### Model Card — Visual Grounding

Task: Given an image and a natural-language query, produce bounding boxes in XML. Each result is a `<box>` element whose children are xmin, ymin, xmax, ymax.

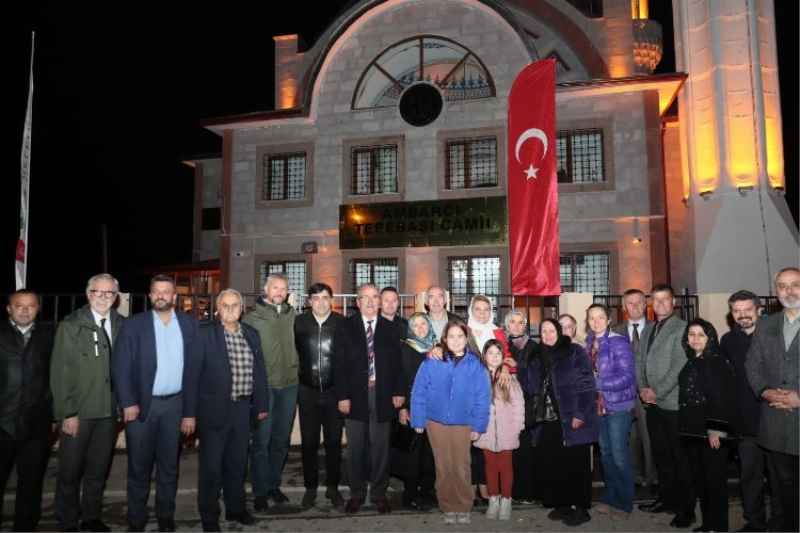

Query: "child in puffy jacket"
<box><xmin>473</xmin><ymin>339</ymin><xmax>526</xmax><ymax>521</ymax></box>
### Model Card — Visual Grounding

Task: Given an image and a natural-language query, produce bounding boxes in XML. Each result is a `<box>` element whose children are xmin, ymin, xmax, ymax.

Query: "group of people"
<box><xmin>1</xmin><ymin>269</ymin><xmax>798</xmax><ymax>532</ymax></box>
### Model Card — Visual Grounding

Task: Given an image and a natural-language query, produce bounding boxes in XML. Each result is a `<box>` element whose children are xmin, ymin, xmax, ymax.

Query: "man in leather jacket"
<box><xmin>294</xmin><ymin>282</ymin><xmax>345</xmax><ymax>508</ymax></box>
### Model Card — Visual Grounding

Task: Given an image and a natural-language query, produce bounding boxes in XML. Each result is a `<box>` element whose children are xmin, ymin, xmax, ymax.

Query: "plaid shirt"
<box><xmin>223</xmin><ymin>324</ymin><xmax>254</xmax><ymax>399</ymax></box>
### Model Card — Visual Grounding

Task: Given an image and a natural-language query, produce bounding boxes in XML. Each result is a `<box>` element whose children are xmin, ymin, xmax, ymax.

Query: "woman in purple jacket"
<box><xmin>518</xmin><ymin>318</ymin><xmax>598</xmax><ymax>527</ymax></box>
<box><xmin>585</xmin><ymin>303</ymin><xmax>638</xmax><ymax>521</ymax></box>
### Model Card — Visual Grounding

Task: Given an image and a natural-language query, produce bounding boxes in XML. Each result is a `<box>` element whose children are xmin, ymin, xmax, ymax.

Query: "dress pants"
<box><xmin>249</xmin><ymin>385</ymin><xmax>298</xmax><ymax>496</ymax></box>
<box><xmin>197</xmin><ymin>399</ymin><xmax>251</xmax><ymax>523</ymax></box>
<box><xmin>344</xmin><ymin>386</ymin><xmax>392</xmax><ymax>501</ymax></box>
<box><xmin>765</xmin><ymin>450</ymin><xmax>798</xmax><ymax>532</ymax></box>
<box><xmin>738</xmin><ymin>435</ymin><xmax>783</xmax><ymax>531</ymax></box>
<box><xmin>628</xmin><ymin>397</ymin><xmax>658</xmax><ymax>485</ymax></box>
<box><xmin>297</xmin><ymin>384</ymin><xmax>343</xmax><ymax>490</ymax></box>
<box><xmin>54</xmin><ymin>416</ymin><xmax>116</xmax><ymax>530</ymax></box>
<box><xmin>645</xmin><ymin>405</ymin><xmax>695</xmax><ymax>517</ymax></box>
<box><xmin>124</xmin><ymin>393</ymin><xmax>183</xmax><ymax>526</ymax></box>
<box><xmin>0</xmin><ymin>436</ymin><xmax>52</xmax><ymax>531</ymax></box>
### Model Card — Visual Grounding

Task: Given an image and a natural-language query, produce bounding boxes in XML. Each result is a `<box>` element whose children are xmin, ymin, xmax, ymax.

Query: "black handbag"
<box><xmin>391</xmin><ymin>420</ymin><xmax>419</xmax><ymax>453</ymax></box>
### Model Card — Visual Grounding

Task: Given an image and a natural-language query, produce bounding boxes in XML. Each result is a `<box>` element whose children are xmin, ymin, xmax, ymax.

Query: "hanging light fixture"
<box><xmin>632</xmin><ymin>0</ymin><xmax>663</xmax><ymax>75</ymax></box>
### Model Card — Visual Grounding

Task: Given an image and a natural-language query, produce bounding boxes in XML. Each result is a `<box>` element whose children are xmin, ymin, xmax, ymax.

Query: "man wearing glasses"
<box><xmin>51</xmin><ymin>273</ymin><xmax>125</xmax><ymax>532</ymax></box>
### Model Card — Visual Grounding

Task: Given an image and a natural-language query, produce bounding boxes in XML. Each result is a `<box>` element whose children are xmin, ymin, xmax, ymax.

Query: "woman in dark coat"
<box><xmin>503</xmin><ymin>308</ymin><xmax>539</xmax><ymax>504</ymax></box>
<box><xmin>392</xmin><ymin>312</ymin><xmax>437</xmax><ymax>509</ymax></box>
<box><xmin>518</xmin><ymin>318</ymin><xmax>598</xmax><ymax>527</ymax></box>
<box><xmin>679</xmin><ymin>318</ymin><xmax>741</xmax><ymax>532</ymax></box>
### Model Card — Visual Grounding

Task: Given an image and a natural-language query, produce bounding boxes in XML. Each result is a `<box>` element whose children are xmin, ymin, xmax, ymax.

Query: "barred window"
<box><xmin>560</xmin><ymin>252</ymin><xmax>609</xmax><ymax>294</ymax></box>
<box><xmin>556</xmin><ymin>128</ymin><xmax>604</xmax><ymax>183</ymax></box>
<box><xmin>349</xmin><ymin>258</ymin><xmax>399</xmax><ymax>292</ymax></box>
<box><xmin>259</xmin><ymin>260</ymin><xmax>307</xmax><ymax>295</ymax></box>
<box><xmin>446</xmin><ymin>256</ymin><xmax>501</xmax><ymax>316</ymax></box>
<box><xmin>350</xmin><ymin>145</ymin><xmax>398</xmax><ymax>195</ymax></box>
<box><xmin>262</xmin><ymin>151</ymin><xmax>307</xmax><ymax>200</ymax></box>
<box><xmin>445</xmin><ymin>136</ymin><xmax>498</xmax><ymax>189</ymax></box>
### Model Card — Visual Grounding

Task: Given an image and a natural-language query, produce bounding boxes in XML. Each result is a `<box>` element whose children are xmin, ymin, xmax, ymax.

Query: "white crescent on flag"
<box><xmin>514</xmin><ymin>128</ymin><xmax>548</xmax><ymax>180</ymax></box>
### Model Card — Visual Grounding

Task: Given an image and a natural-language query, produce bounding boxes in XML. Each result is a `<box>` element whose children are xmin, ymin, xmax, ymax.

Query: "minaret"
<box><xmin>671</xmin><ymin>0</ymin><xmax>798</xmax><ymax>295</ymax></box>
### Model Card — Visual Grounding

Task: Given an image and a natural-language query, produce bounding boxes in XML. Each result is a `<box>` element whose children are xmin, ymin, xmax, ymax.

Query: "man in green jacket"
<box><xmin>50</xmin><ymin>273</ymin><xmax>125</xmax><ymax>532</ymax></box>
<box><xmin>243</xmin><ymin>273</ymin><xmax>299</xmax><ymax>511</ymax></box>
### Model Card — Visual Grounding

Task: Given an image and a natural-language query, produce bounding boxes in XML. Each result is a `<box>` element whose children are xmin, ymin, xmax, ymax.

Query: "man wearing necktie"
<box><xmin>333</xmin><ymin>283</ymin><xmax>405</xmax><ymax>515</ymax></box>
<box><xmin>611</xmin><ymin>289</ymin><xmax>657</xmax><ymax>493</ymax></box>
<box><xmin>51</xmin><ymin>274</ymin><xmax>125</xmax><ymax>532</ymax></box>
<box><xmin>634</xmin><ymin>284</ymin><xmax>695</xmax><ymax>528</ymax></box>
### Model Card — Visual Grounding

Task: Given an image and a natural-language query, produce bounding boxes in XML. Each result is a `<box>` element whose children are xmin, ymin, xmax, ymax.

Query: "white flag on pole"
<box><xmin>16</xmin><ymin>33</ymin><xmax>34</xmax><ymax>290</ymax></box>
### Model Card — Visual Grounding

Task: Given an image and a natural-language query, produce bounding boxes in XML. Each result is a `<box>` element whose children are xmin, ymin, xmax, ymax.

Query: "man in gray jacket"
<box><xmin>635</xmin><ymin>283</ymin><xmax>695</xmax><ymax>528</ymax></box>
<box><xmin>745</xmin><ymin>267</ymin><xmax>800</xmax><ymax>532</ymax></box>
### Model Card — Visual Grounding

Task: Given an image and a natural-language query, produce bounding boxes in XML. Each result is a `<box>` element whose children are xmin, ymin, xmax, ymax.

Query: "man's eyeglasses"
<box><xmin>89</xmin><ymin>290</ymin><xmax>116</xmax><ymax>298</ymax></box>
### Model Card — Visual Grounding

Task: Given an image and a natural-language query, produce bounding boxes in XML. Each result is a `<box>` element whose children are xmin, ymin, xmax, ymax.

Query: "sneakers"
<box><xmin>562</xmin><ymin>506</ymin><xmax>591</xmax><ymax>527</ymax></box>
<box><xmin>443</xmin><ymin>512</ymin><xmax>458</xmax><ymax>525</ymax></box>
<box><xmin>302</xmin><ymin>489</ymin><xmax>317</xmax><ymax>508</ymax></box>
<box><xmin>498</xmin><ymin>497</ymin><xmax>512</xmax><ymax>521</ymax></box>
<box><xmin>486</xmin><ymin>496</ymin><xmax>500</xmax><ymax>520</ymax></box>
<box><xmin>594</xmin><ymin>502</ymin><xmax>613</xmax><ymax>515</ymax></box>
<box><xmin>456</xmin><ymin>512</ymin><xmax>472</xmax><ymax>524</ymax></box>
<box><xmin>610</xmin><ymin>509</ymin><xmax>630</xmax><ymax>522</ymax></box>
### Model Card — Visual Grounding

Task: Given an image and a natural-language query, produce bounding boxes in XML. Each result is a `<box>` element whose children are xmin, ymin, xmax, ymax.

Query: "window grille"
<box><xmin>556</xmin><ymin>128</ymin><xmax>604</xmax><ymax>183</ymax></box>
<box><xmin>560</xmin><ymin>252</ymin><xmax>610</xmax><ymax>294</ymax></box>
<box><xmin>446</xmin><ymin>256</ymin><xmax>501</xmax><ymax>316</ymax></box>
<box><xmin>262</xmin><ymin>152</ymin><xmax>307</xmax><ymax>200</ymax></box>
<box><xmin>445</xmin><ymin>136</ymin><xmax>498</xmax><ymax>189</ymax></box>
<box><xmin>259</xmin><ymin>260</ymin><xmax>307</xmax><ymax>296</ymax></box>
<box><xmin>350</xmin><ymin>145</ymin><xmax>398</xmax><ymax>195</ymax></box>
<box><xmin>349</xmin><ymin>258</ymin><xmax>399</xmax><ymax>292</ymax></box>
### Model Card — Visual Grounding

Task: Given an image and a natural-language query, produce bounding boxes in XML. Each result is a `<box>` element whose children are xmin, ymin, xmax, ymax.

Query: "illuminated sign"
<box><xmin>339</xmin><ymin>197</ymin><xmax>508</xmax><ymax>249</ymax></box>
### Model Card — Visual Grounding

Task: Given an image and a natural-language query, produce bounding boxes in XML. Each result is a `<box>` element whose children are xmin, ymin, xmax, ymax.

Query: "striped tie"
<box><xmin>367</xmin><ymin>320</ymin><xmax>375</xmax><ymax>382</ymax></box>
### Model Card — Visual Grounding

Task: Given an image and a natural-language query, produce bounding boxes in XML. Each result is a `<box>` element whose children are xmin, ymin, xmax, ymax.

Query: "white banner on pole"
<box><xmin>16</xmin><ymin>32</ymin><xmax>34</xmax><ymax>290</ymax></box>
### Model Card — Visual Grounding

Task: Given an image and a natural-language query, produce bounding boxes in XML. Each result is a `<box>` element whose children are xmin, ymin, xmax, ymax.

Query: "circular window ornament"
<box><xmin>399</xmin><ymin>83</ymin><xmax>443</xmax><ymax>127</ymax></box>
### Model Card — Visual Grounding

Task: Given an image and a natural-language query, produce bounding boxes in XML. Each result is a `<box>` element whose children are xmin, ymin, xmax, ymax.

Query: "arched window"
<box><xmin>352</xmin><ymin>35</ymin><xmax>495</xmax><ymax>110</ymax></box>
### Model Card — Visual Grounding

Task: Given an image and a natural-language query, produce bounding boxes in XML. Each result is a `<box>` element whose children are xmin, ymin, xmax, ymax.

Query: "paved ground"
<box><xmin>4</xmin><ymin>444</ymin><xmax>750</xmax><ymax>532</ymax></box>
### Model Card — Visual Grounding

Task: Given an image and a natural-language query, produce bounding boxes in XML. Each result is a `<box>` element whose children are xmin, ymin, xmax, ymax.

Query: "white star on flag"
<box><xmin>524</xmin><ymin>165</ymin><xmax>538</xmax><ymax>180</ymax></box>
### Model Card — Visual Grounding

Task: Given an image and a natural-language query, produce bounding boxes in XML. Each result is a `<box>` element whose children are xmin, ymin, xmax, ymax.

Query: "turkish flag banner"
<box><xmin>507</xmin><ymin>59</ymin><xmax>560</xmax><ymax>295</ymax></box>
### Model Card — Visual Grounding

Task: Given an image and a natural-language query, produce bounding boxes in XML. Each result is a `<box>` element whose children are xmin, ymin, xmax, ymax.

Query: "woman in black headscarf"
<box><xmin>678</xmin><ymin>317</ymin><xmax>741</xmax><ymax>532</ymax></box>
<box><xmin>503</xmin><ymin>309</ymin><xmax>539</xmax><ymax>504</ymax></box>
<box><xmin>517</xmin><ymin>318</ymin><xmax>598</xmax><ymax>527</ymax></box>
<box><xmin>392</xmin><ymin>311</ymin><xmax>438</xmax><ymax>510</ymax></box>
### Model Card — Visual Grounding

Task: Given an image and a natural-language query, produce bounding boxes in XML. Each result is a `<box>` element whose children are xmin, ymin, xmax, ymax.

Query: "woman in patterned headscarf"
<box><xmin>393</xmin><ymin>312</ymin><xmax>438</xmax><ymax>510</ymax></box>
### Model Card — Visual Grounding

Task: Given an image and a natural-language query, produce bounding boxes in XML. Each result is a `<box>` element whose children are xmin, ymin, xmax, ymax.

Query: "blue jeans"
<box><xmin>249</xmin><ymin>386</ymin><xmax>298</xmax><ymax>496</ymax></box>
<box><xmin>599</xmin><ymin>410</ymin><xmax>635</xmax><ymax>512</ymax></box>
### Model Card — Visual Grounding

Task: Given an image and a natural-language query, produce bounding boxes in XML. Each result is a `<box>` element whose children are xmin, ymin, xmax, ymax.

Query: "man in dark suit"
<box><xmin>611</xmin><ymin>288</ymin><xmax>657</xmax><ymax>492</ymax></box>
<box><xmin>182</xmin><ymin>288</ymin><xmax>269</xmax><ymax>533</ymax></box>
<box><xmin>635</xmin><ymin>283</ymin><xmax>696</xmax><ymax>528</ymax></box>
<box><xmin>112</xmin><ymin>275</ymin><xmax>199</xmax><ymax>532</ymax></box>
<box><xmin>334</xmin><ymin>283</ymin><xmax>405</xmax><ymax>515</ymax></box>
<box><xmin>1</xmin><ymin>289</ymin><xmax>55</xmax><ymax>532</ymax></box>
<box><xmin>745</xmin><ymin>267</ymin><xmax>800</xmax><ymax>532</ymax></box>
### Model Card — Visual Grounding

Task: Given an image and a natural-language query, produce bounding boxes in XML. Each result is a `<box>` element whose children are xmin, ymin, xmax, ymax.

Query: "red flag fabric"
<box><xmin>507</xmin><ymin>59</ymin><xmax>560</xmax><ymax>295</ymax></box>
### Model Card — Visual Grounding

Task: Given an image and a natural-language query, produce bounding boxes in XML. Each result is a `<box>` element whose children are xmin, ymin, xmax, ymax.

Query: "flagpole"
<box><xmin>16</xmin><ymin>32</ymin><xmax>34</xmax><ymax>290</ymax></box>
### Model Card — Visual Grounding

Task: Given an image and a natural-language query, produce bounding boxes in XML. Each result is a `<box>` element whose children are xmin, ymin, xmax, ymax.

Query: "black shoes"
<box><xmin>201</xmin><ymin>521</ymin><xmax>222</xmax><ymax>532</ymax></box>
<box><xmin>254</xmin><ymin>494</ymin><xmax>269</xmax><ymax>512</ymax></box>
<box><xmin>638</xmin><ymin>500</ymin><xmax>675</xmax><ymax>514</ymax></box>
<box><xmin>326</xmin><ymin>486</ymin><xmax>345</xmax><ymax>507</ymax></box>
<box><xmin>80</xmin><ymin>519</ymin><xmax>111</xmax><ymax>532</ymax></box>
<box><xmin>225</xmin><ymin>511</ymin><xmax>257</xmax><ymax>525</ymax></box>
<box><xmin>547</xmin><ymin>506</ymin><xmax>571</xmax><ymax>521</ymax></box>
<box><xmin>268</xmin><ymin>487</ymin><xmax>289</xmax><ymax>503</ymax></box>
<box><xmin>302</xmin><ymin>489</ymin><xmax>317</xmax><ymax>508</ymax></box>
<box><xmin>562</xmin><ymin>506</ymin><xmax>591</xmax><ymax>527</ymax></box>
<box><xmin>670</xmin><ymin>512</ymin><xmax>697</xmax><ymax>528</ymax></box>
<box><xmin>402</xmin><ymin>494</ymin><xmax>429</xmax><ymax>511</ymax></box>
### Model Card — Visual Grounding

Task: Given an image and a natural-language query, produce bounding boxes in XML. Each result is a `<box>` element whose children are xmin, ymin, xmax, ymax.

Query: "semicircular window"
<box><xmin>352</xmin><ymin>35</ymin><xmax>495</xmax><ymax>110</ymax></box>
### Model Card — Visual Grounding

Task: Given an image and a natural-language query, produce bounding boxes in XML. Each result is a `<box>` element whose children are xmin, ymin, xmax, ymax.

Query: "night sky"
<box><xmin>1</xmin><ymin>1</ymin><xmax>797</xmax><ymax>295</ymax></box>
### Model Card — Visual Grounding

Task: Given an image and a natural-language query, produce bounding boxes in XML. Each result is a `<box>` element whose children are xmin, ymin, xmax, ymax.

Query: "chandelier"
<box><xmin>632</xmin><ymin>18</ymin><xmax>663</xmax><ymax>74</ymax></box>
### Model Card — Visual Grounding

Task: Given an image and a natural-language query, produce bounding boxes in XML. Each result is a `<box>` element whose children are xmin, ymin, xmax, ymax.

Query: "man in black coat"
<box><xmin>334</xmin><ymin>283</ymin><xmax>405</xmax><ymax>515</ymax></box>
<box><xmin>294</xmin><ymin>282</ymin><xmax>345</xmax><ymax>508</ymax></box>
<box><xmin>0</xmin><ymin>289</ymin><xmax>55</xmax><ymax>532</ymax></box>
